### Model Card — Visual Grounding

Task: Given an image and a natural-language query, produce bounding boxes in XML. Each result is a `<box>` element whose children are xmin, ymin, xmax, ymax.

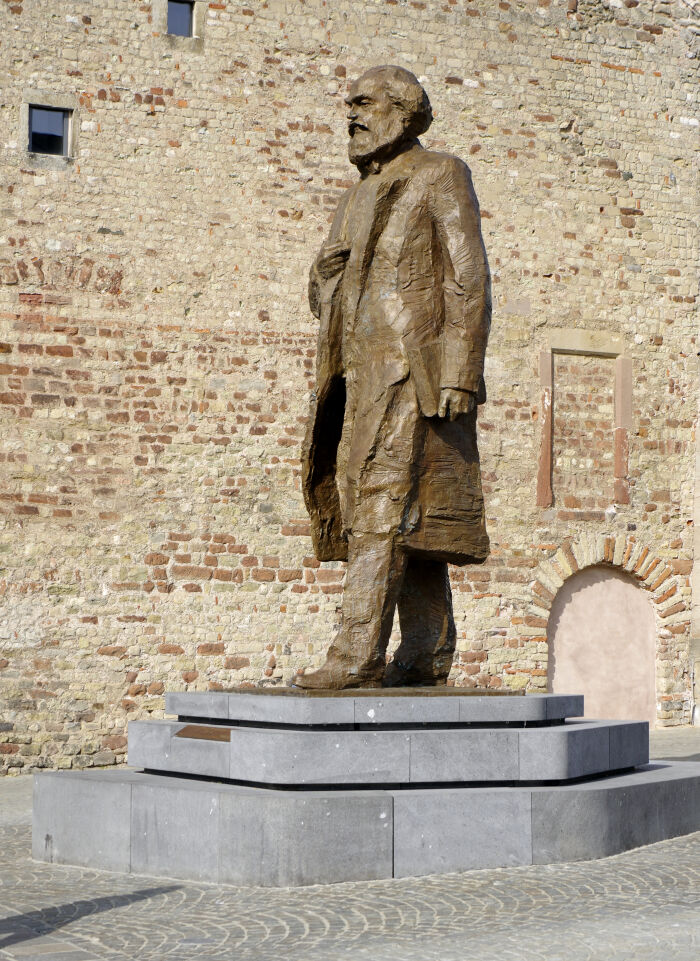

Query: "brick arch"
<box><xmin>522</xmin><ymin>535</ymin><xmax>692</xmax><ymax>724</ymax></box>
<box><xmin>528</xmin><ymin>535</ymin><xmax>688</xmax><ymax>624</ymax></box>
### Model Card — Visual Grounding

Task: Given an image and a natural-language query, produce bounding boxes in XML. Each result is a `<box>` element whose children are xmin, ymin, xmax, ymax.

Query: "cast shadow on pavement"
<box><xmin>654</xmin><ymin>751</ymin><xmax>700</xmax><ymax>764</ymax></box>
<box><xmin>0</xmin><ymin>885</ymin><xmax>181</xmax><ymax>950</ymax></box>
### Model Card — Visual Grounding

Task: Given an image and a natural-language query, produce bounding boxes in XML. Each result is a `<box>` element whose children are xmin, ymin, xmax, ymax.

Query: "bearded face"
<box><xmin>346</xmin><ymin>76</ymin><xmax>409</xmax><ymax>170</ymax></box>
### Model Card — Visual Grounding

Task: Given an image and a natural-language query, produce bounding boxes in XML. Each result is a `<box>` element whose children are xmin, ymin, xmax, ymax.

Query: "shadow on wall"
<box><xmin>547</xmin><ymin>565</ymin><xmax>657</xmax><ymax>725</ymax></box>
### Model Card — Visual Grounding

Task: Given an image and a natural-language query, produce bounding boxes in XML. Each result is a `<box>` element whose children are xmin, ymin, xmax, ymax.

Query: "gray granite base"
<box><xmin>165</xmin><ymin>690</ymin><xmax>583</xmax><ymax>725</ymax></box>
<box><xmin>33</xmin><ymin>761</ymin><xmax>700</xmax><ymax>886</ymax></box>
<box><xmin>127</xmin><ymin>717</ymin><xmax>649</xmax><ymax>785</ymax></box>
<box><xmin>30</xmin><ymin>691</ymin><xmax>700</xmax><ymax>886</ymax></box>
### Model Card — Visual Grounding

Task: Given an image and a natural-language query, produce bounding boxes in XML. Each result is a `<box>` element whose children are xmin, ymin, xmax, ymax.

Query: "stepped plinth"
<box><xmin>33</xmin><ymin>688</ymin><xmax>700</xmax><ymax>887</ymax></box>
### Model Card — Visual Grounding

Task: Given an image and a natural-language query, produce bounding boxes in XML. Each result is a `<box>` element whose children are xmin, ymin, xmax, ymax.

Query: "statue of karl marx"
<box><xmin>294</xmin><ymin>66</ymin><xmax>491</xmax><ymax>690</ymax></box>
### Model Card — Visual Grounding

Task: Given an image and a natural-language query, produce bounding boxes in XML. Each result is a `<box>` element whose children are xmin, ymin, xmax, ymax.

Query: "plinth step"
<box><xmin>128</xmin><ymin>717</ymin><xmax>649</xmax><ymax>785</ymax></box>
<box><xmin>165</xmin><ymin>690</ymin><xmax>583</xmax><ymax>726</ymax></box>
<box><xmin>33</xmin><ymin>762</ymin><xmax>700</xmax><ymax>886</ymax></box>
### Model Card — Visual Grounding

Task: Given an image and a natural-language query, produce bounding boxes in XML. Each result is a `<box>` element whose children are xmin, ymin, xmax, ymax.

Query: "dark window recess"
<box><xmin>29</xmin><ymin>106</ymin><xmax>71</xmax><ymax>156</ymax></box>
<box><xmin>168</xmin><ymin>1</ymin><xmax>194</xmax><ymax>37</ymax></box>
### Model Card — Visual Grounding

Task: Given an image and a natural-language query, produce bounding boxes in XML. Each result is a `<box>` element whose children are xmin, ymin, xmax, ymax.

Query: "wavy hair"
<box><xmin>359</xmin><ymin>65</ymin><xmax>433</xmax><ymax>139</ymax></box>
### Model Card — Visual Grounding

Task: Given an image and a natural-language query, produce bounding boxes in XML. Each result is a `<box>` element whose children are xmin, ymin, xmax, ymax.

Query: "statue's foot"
<box><xmin>382</xmin><ymin>660</ymin><xmax>448</xmax><ymax>688</ymax></box>
<box><xmin>292</xmin><ymin>666</ymin><xmax>383</xmax><ymax>690</ymax></box>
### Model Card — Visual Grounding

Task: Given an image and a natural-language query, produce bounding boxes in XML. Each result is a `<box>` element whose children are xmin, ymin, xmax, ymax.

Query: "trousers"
<box><xmin>322</xmin><ymin>532</ymin><xmax>457</xmax><ymax>684</ymax></box>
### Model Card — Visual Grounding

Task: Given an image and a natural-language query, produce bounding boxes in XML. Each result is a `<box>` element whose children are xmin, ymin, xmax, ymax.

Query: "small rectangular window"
<box><xmin>28</xmin><ymin>106</ymin><xmax>71</xmax><ymax>156</ymax></box>
<box><xmin>167</xmin><ymin>1</ymin><xmax>194</xmax><ymax>37</ymax></box>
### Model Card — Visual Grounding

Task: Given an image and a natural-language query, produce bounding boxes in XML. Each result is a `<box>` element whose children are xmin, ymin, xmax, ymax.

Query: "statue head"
<box><xmin>345</xmin><ymin>65</ymin><xmax>433</xmax><ymax>173</ymax></box>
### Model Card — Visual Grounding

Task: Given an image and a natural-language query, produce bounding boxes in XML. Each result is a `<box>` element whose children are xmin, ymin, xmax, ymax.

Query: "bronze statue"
<box><xmin>294</xmin><ymin>66</ymin><xmax>491</xmax><ymax>690</ymax></box>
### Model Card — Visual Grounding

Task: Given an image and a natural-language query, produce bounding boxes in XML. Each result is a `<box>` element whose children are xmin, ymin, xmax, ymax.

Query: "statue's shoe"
<box><xmin>292</xmin><ymin>666</ymin><xmax>383</xmax><ymax>690</ymax></box>
<box><xmin>382</xmin><ymin>660</ymin><xmax>448</xmax><ymax>688</ymax></box>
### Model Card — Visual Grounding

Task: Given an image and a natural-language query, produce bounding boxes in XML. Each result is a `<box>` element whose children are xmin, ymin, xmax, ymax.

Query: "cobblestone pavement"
<box><xmin>1</xmin><ymin>729</ymin><xmax>699</xmax><ymax>961</ymax></box>
<box><xmin>649</xmin><ymin>727</ymin><xmax>700</xmax><ymax>763</ymax></box>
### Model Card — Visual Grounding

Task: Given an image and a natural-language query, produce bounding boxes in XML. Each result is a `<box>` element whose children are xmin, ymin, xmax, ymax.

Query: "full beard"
<box><xmin>348</xmin><ymin>124</ymin><xmax>407</xmax><ymax>170</ymax></box>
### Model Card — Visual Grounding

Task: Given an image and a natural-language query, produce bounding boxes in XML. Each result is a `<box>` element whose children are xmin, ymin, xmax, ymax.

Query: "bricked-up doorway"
<box><xmin>536</xmin><ymin>329</ymin><xmax>632</xmax><ymax>512</ymax></box>
<box><xmin>547</xmin><ymin>566</ymin><xmax>657</xmax><ymax>724</ymax></box>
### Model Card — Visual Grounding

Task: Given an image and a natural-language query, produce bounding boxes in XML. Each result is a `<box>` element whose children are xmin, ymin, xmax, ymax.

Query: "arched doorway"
<box><xmin>547</xmin><ymin>566</ymin><xmax>657</xmax><ymax>724</ymax></box>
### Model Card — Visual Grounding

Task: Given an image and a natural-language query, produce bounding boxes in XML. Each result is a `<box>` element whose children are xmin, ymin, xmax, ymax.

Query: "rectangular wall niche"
<box><xmin>536</xmin><ymin>329</ymin><xmax>632</xmax><ymax>516</ymax></box>
<box><xmin>28</xmin><ymin>106</ymin><xmax>71</xmax><ymax>156</ymax></box>
<box><xmin>552</xmin><ymin>354</ymin><xmax>615</xmax><ymax>511</ymax></box>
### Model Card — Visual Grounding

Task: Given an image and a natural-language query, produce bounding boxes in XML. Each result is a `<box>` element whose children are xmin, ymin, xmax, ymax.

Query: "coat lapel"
<box><xmin>341</xmin><ymin>173</ymin><xmax>410</xmax><ymax>341</ymax></box>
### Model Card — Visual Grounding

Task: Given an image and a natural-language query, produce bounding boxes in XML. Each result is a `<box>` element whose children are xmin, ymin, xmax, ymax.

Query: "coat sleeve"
<box><xmin>429</xmin><ymin>157</ymin><xmax>491</xmax><ymax>397</ymax></box>
<box><xmin>300</xmin><ymin>187</ymin><xmax>353</xmax><ymax>563</ymax></box>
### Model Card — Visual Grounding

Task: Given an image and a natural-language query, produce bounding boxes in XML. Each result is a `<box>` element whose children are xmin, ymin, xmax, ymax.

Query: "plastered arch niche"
<box><xmin>547</xmin><ymin>566</ymin><xmax>657</xmax><ymax>725</ymax></box>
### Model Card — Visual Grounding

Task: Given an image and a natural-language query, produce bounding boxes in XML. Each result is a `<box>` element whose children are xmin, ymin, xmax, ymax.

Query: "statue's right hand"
<box><xmin>315</xmin><ymin>243</ymin><xmax>351</xmax><ymax>281</ymax></box>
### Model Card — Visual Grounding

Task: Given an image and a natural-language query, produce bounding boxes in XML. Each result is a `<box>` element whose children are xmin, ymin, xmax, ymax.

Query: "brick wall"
<box><xmin>1</xmin><ymin>0</ymin><xmax>698</xmax><ymax>771</ymax></box>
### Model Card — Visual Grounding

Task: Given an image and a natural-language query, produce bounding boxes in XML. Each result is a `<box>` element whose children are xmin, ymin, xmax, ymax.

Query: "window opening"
<box><xmin>167</xmin><ymin>1</ymin><xmax>194</xmax><ymax>37</ymax></box>
<box><xmin>28</xmin><ymin>106</ymin><xmax>71</xmax><ymax>156</ymax></box>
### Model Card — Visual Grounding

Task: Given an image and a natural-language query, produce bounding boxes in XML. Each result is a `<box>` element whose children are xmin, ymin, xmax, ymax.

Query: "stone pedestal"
<box><xmin>33</xmin><ymin>689</ymin><xmax>700</xmax><ymax>886</ymax></box>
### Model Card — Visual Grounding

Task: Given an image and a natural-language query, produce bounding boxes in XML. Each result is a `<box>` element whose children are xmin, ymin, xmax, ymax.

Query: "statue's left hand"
<box><xmin>438</xmin><ymin>388</ymin><xmax>477</xmax><ymax>420</ymax></box>
<box><xmin>315</xmin><ymin>243</ymin><xmax>351</xmax><ymax>281</ymax></box>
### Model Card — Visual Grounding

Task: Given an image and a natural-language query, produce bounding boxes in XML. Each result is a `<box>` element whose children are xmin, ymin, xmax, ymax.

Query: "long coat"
<box><xmin>302</xmin><ymin>143</ymin><xmax>491</xmax><ymax>566</ymax></box>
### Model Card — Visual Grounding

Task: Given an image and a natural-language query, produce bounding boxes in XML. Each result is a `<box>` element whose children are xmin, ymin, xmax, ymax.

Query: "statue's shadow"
<box><xmin>0</xmin><ymin>885</ymin><xmax>180</xmax><ymax>949</ymax></box>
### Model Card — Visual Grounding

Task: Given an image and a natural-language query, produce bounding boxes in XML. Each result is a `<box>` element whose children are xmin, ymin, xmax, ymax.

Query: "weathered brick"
<box><xmin>197</xmin><ymin>643</ymin><xmax>224</xmax><ymax>655</ymax></box>
<box><xmin>225</xmin><ymin>655</ymin><xmax>250</xmax><ymax>670</ymax></box>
